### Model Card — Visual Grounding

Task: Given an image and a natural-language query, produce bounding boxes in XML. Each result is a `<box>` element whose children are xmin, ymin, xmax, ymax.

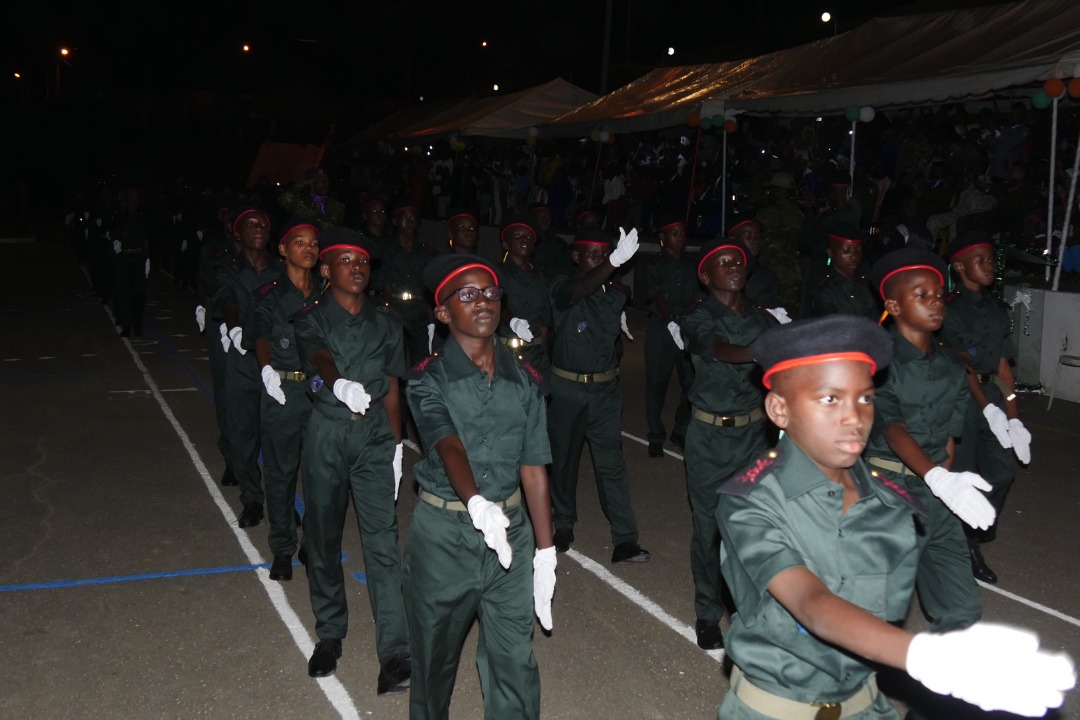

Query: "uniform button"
<box><xmin>480</xmin><ymin>437</ymin><xmax>486</xmax><ymax>444</ymax></box>
<box><xmin>482</xmin><ymin>472</ymin><xmax>488</xmax><ymax>479</ymax></box>
<box><xmin>828</xmin><ymin>490</ymin><xmax>835</xmax><ymax>497</ymax></box>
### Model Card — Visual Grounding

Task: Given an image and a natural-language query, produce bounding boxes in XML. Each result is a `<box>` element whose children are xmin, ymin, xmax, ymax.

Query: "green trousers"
<box><xmin>953</xmin><ymin>385</ymin><xmax>1014</xmax><ymax>544</ymax></box>
<box><xmin>206</xmin><ymin>323</ymin><xmax>231</xmax><ymax>469</ymax></box>
<box><xmin>259</xmin><ymin>378</ymin><xmax>310</xmax><ymax>557</ymax></box>
<box><xmin>644</xmin><ymin>317</ymin><xmax>693</xmax><ymax>444</ymax></box>
<box><xmin>301</xmin><ymin>402</ymin><xmax>409</xmax><ymax>660</ymax></box>
<box><xmin>547</xmin><ymin>374</ymin><xmax>639</xmax><ymax>545</ymax></box>
<box><xmin>404</xmin><ymin>501</ymin><xmax>539</xmax><ymax>720</ymax></box>
<box><xmin>223</xmin><ymin>350</ymin><xmax>263</xmax><ymax>506</ymax></box>
<box><xmin>687</xmin><ymin>417</ymin><xmax>767</xmax><ymax>623</ymax></box>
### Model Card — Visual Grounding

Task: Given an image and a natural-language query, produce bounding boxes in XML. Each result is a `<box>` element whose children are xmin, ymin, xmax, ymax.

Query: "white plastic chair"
<box><xmin>1046</xmin><ymin>354</ymin><xmax>1080</xmax><ymax>409</ymax></box>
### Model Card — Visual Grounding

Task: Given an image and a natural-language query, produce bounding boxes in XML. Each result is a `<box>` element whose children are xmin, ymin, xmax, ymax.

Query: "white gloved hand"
<box><xmin>533</xmin><ymin>546</ymin><xmax>557</xmax><ymax>631</ymax></box>
<box><xmin>509</xmin><ymin>317</ymin><xmax>534</xmax><ymax>343</ymax></box>
<box><xmin>112</xmin><ymin>239</ymin><xmax>122</xmax><ymax>254</ymax></box>
<box><xmin>906</xmin><ymin>622</ymin><xmax>1075</xmax><ymax>716</ymax></box>
<box><xmin>194</xmin><ymin>305</ymin><xmax>206</xmax><ymax>333</ymax></box>
<box><xmin>666</xmin><ymin>320</ymin><xmax>684</xmax><ymax>350</ymax></box>
<box><xmin>332</xmin><ymin>378</ymin><xmax>371</xmax><ymax>414</ymax></box>
<box><xmin>1008</xmin><ymin>418</ymin><xmax>1032</xmax><ymax>464</ymax></box>
<box><xmin>219</xmin><ymin>323</ymin><xmax>231</xmax><ymax>352</ymax></box>
<box><xmin>145</xmin><ymin>258</ymin><xmax>150</xmax><ymax>278</ymax></box>
<box><xmin>924</xmin><ymin>466</ymin><xmax>996</xmax><ymax>530</ymax></box>
<box><xmin>768</xmin><ymin>307</ymin><xmax>793</xmax><ymax>324</ymax></box>
<box><xmin>196</xmin><ymin>229</ymin><xmax>204</xmax><ymax>241</ymax></box>
<box><xmin>608</xmin><ymin>226</ymin><xmax>639</xmax><ymax>268</ymax></box>
<box><xmin>427</xmin><ymin>322</ymin><xmax>436</xmax><ymax>354</ymax></box>
<box><xmin>260</xmin><ymin>365</ymin><xmax>286</xmax><ymax>405</ymax></box>
<box><xmin>467</xmin><ymin>495</ymin><xmax>512</xmax><ymax>569</ymax></box>
<box><xmin>982</xmin><ymin>404</ymin><xmax>1013</xmax><ymax>449</ymax></box>
<box><xmin>620</xmin><ymin>311</ymin><xmax>634</xmax><ymax>341</ymax></box>
<box><xmin>181</xmin><ymin>238</ymin><xmax>188</xmax><ymax>253</ymax></box>
<box><xmin>228</xmin><ymin>326</ymin><xmax>246</xmax><ymax>355</ymax></box>
<box><xmin>393</xmin><ymin>442</ymin><xmax>404</xmax><ymax>501</ymax></box>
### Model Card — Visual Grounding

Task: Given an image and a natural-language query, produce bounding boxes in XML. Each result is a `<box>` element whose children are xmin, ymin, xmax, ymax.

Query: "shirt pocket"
<box><xmin>843</xmin><ymin>573</ymin><xmax>888</xmax><ymax>617</ymax></box>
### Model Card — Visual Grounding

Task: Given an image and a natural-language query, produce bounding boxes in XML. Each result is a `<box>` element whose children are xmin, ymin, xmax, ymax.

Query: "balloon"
<box><xmin>606</xmin><ymin>133</ymin><xmax>617</xmax><ymax>145</ymax></box>
<box><xmin>1032</xmin><ymin>89</ymin><xmax>1052</xmax><ymax>109</ymax></box>
<box><xmin>859</xmin><ymin>106</ymin><xmax>876</xmax><ymax>123</ymax></box>
<box><xmin>723</xmin><ymin>119</ymin><xmax>737</xmax><ymax>134</ymax></box>
<box><xmin>525</xmin><ymin>135</ymin><xmax>537</xmax><ymax>146</ymax></box>
<box><xmin>1044</xmin><ymin>77</ymin><xmax>1066</xmax><ymax>99</ymax></box>
<box><xmin>844</xmin><ymin>106</ymin><xmax>860</xmax><ymax>122</ymax></box>
<box><xmin>700</xmin><ymin>116</ymin><xmax>713</xmax><ymax>130</ymax></box>
<box><xmin>1069</xmin><ymin>78</ymin><xmax>1080</xmax><ymax>99</ymax></box>
<box><xmin>687</xmin><ymin>112</ymin><xmax>700</xmax><ymax>128</ymax></box>
<box><xmin>599</xmin><ymin>130</ymin><xmax>610</xmax><ymax>143</ymax></box>
<box><xmin>590</xmin><ymin>129</ymin><xmax>601</xmax><ymax>142</ymax></box>
<box><xmin>527</xmin><ymin>126</ymin><xmax>539</xmax><ymax>137</ymax></box>
<box><xmin>711</xmin><ymin>114</ymin><xmax>723</xmax><ymax>127</ymax></box>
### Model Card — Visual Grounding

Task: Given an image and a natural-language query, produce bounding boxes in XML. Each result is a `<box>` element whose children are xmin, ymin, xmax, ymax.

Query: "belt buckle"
<box><xmin>720</xmin><ymin>416</ymin><xmax>735</xmax><ymax>428</ymax></box>
<box><xmin>812</xmin><ymin>703</ymin><xmax>841</xmax><ymax>720</ymax></box>
<box><xmin>581</xmin><ymin>373</ymin><xmax>592</xmax><ymax>384</ymax></box>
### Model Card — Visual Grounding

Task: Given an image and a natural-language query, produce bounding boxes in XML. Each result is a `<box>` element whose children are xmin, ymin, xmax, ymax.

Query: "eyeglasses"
<box><xmin>447</xmin><ymin>285</ymin><xmax>505</xmax><ymax>303</ymax></box>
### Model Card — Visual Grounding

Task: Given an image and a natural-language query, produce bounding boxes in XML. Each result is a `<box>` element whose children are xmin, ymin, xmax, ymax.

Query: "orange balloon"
<box><xmin>687</xmin><ymin>113</ymin><xmax>700</xmax><ymax>128</ymax></box>
<box><xmin>1069</xmin><ymin>78</ymin><xmax>1080</xmax><ymax>99</ymax></box>
<box><xmin>723</xmin><ymin>119</ymin><xmax>737</xmax><ymax>134</ymax></box>
<box><xmin>1045</xmin><ymin>77</ymin><xmax>1066</xmax><ymax>99</ymax></box>
<box><xmin>606</xmin><ymin>133</ymin><xmax>617</xmax><ymax>144</ymax></box>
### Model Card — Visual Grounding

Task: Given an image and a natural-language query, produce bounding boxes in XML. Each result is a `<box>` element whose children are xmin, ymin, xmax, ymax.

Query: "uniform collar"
<box><xmin>323</xmin><ymin>293</ymin><xmax>376</xmax><ymax>324</ymax></box>
<box><xmin>440</xmin><ymin>334</ymin><xmax>522</xmax><ymax>385</ymax></box>
<box><xmin>889</xmin><ymin>326</ymin><xmax>937</xmax><ymax>363</ymax></box>
<box><xmin>956</xmin><ymin>285</ymin><xmax>987</xmax><ymax>305</ymax></box>
<box><xmin>774</xmin><ymin>434</ymin><xmax>870</xmax><ymax>501</ymax></box>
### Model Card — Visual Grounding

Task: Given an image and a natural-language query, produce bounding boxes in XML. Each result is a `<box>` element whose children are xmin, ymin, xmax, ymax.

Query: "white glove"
<box><xmin>533</xmin><ymin>546</ymin><xmax>557</xmax><ymax>631</ymax></box>
<box><xmin>181</xmin><ymin>238</ymin><xmax>188</xmax><ymax>252</ymax></box>
<box><xmin>467</xmin><ymin>495</ymin><xmax>512</xmax><ymax>569</ymax></box>
<box><xmin>112</xmin><ymin>239</ymin><xmax>122</xmax><ymax>254</ymax></box>
<box><xmin>982</xmin><ymin>404</ymin><xmax>1013</xmax><ymax>450</ymax></box>
<box><xmin>260</xmin><ymin>365</ymin><xmax>286</xmax><ymax>405</ymax></box>
<box><xmin>906</xmin><ymin>623</ymin><xmax>1075</xmax><ymax>716</ymax></box>
<box><xmin>666</xmin><ymin>320</ymin><xmax>684</xmax><ymax>350</ymax></box>
<box><xmin>332</xmin><ymin>378</ymin><xmax>371</xmax><ymax>414</ymax></box>
<box><xmin>924</xmin><ymin>466</ymin><xmax>996</xmax><ymax>530</ymax></box>
<box><xmin>427</xmin><ymin>322</ymin><xmax>435</xmax><ymax>354</ymax></box>
<box><xmin>219</xmin><ymin>323</ymin><xmax>231</xmax><ymax>352</ymax></box>
<box><xmin>509</xmin><ymin>317</ymin><xmax>534</xmax><ymax>343</ymax></box>
<box><xmin>196</xmin><ymin>229</ymin><xmax>204</xmax><ymax>241</ymax></box>
<box><xmin>194</xmin><ymin>305</ymin><xmax>206</xmax><ymax>333</ymax></box>
<box><xmin>608</xmin><ymin>226</ymin><xmax>639</xmax><ymax>268</ymax></box>
<box><xmin>144</xmin><ymin>258</ymin><xmax>150</xmax><ymax>278</ymax></box>
<box><xmin>228</xmin><ymin>326</ymin><xmax>246</xmax><ymax>355</ymax></box>
<box><xmin>393</xmin><ymin>442</ymin><xmax>403</xmax><ymax>500</ymax></box>
<box><xmin>1008</xmin><ymin>418</ymin><xmax>1031</xmax><ymax>464</ymax></box>
<box><xmin>768</xmin><ymin>307</ymin><xmax>793</xmax><ymax>324</ymax></box>
<box><xmin>620</xmin><ymin>311</ymin><xmax>634</xmax><ymax>341</ymax></box>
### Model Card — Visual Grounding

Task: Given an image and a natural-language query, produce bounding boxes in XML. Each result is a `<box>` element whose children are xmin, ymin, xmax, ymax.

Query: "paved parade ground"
<box><xmin>3</xmin><ymin>232</ymin><xmax>1080</xmax><ymax>719</ymax></box>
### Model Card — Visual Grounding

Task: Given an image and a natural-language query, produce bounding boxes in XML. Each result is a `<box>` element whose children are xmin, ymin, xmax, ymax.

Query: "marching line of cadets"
<box><xmin>173</xmin><ymin>188</ymin><xmax>1075</xmax><ymax>720</ymax></box>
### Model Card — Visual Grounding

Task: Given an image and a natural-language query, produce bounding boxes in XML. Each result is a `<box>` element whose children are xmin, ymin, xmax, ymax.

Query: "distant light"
<box><xmin>242</xmin><ymin>44</ymin><xmax>251</xmax><ymax>52</ymax></box>
<box><xmin>481</xmin><ymin>40</ymin><xmax>488</xmax><ymax>48</ymax></box>
<box><xmin>493</xmin><ymin>84</ymin><xmax>499</xmax><ymax>91</ymax></box>
<box><xmin>821</xmin><ymin>12</ymin><xmax>831</xmax><ymax>22</ymax></box>
<box><xmin>848</xmin><ymin>130</ymin><xmax>853</xmax><ymax>135</ymax></box>
<box><xmin>667</xmin><ymin>46</ymin><xmax>675</xmax><ymax>56</ymax></box>
<box><xmin>404</xmin><ymin>146</ymin><xmax>409</xmax><ymax>152</ymax></box>
<box><xmin>426</xmin><ymin>151</ymin><xmax>431</xmax><ymax>156</ymax></box>
<box><xmin>60</xmin><ymin>48</ymin><xmax>70</xmax><ymax>57</ymax></box>
<box><xmin>419</xmin><ymin>95</ymin><xmax>424</xmax><ymax>102</ymax></box>
<box><xmin>816</xmin><ymin>117</ymin><xmax>823</xmax><ymax>122</ymax></box>
<box><xmin>13</xmin><ymin>72</ymin><xmax>21</xmax><ymax>79</ymax></box>
<box><xmin>428</xmin><ymin>145</ymin><xmax>433</xmax><ymax>150</ymax></box>
<box><xmin>276</xmin><ymin>182</ymin><xmax>281</xmax><ymax>186</ymax></box>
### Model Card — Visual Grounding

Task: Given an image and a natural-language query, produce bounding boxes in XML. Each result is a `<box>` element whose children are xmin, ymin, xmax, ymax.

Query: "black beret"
<box><xmin>696</xmin><ymin>237</ymin><xmax>754</xmax><ymax>276</ymax></box>
<box><xmin>752</xmin><ymin>315</ymin><xmax>893</xmax><ymax>390</ymax></box>
<box><xmin>422</xmin><ymin>253</ymin><xmax>504</xmax><ymax>304</ymax></box>
<box><xmin>318</xmin><ymin>226</ymin><xmax>381</xmax><ymax>261</ymax></box>
<box><xmin>229</xmin><ymin>205</ymin><xmax>269</xmax><ymax>235</ymax></box>
<box><xmin>947</xmin><ymin>231</ymin><xmax>994</xmax><ymax>262</ymax></box>
<box><xmin>726</xmin><ymin>217</ymin><xmax>760</xmax><ymax>237</ymax></box>
<box><xmin>528</xmin><ymin>202</ymin><xmax>550</xmax><ymax>214</ymax></box>
<box><xmin>868</xmin><ymin>247</ymin><xmax>947</xmax><ymax>300</ymax></box>
<box><xmin>392</xmin><ymin>200</ymin><xmax>418</xmax><ymax>216</ymax></box>
<box><xmin>826</xmin><ymin>222</ymin><xmax>864</xmax><ymax>245</ymax></box>
<box><xmin>575</xmin><ymin>208</ymin><xmax>600</xmax><ymax>224</ymax></box>
<box><xmin>278</xmin><ymin>215</ymin><xmax>320</xmax><ymax>243</ymax></box>
<box><xmin>500</xmin><ymin>214</ymin><xmax>538</xmax><ymax>240</ymax></box>
<box><xmin>360</xmin><ymin>193</ymin><xmax>387</xmax><ymax>210</ymax></box>
<box><xmin>656</xmin><ymin>211</ymin><xmax>687</xmax><ymax>232</ymax></box>
<box><xmin>573</xmin><ymin>227</ymin><xmax>612</xmax><ymax>246</ymax></box>
<box><xmin>446</xmin><ymin>209</ymin><xmax>478</xmax><ymax>229</ymax></box>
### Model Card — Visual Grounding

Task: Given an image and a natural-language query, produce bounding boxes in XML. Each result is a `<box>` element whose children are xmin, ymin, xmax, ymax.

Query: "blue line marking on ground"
<box><xmin>0</xmin><ymin>562</ymin><xmax>275</xmax><ymax>593</ymax></box>
<box><xmin>147</xmin><ymin>320</ymin><xmax>215</xmax><ymax>402</ymax></box>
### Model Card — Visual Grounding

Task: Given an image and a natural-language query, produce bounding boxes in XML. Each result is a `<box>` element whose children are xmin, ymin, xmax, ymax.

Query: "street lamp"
<box><xmin>242</xmin><ymin>44</ymin><xmax>251</xmax><ymax>52</ymax></box>
<box><xmin>492</xmin><ymin>83</ymin><xmax>499</xmax><ymax>92</ymax></box>
<box><xmin>481</xmin><ymin>40</ymin><xmax>488</xmax><ymax>48</ymax></box>
<box><xmin>667</xmin><ymin>46</ymin><xmax>675</xmax><ymax>56</ymax></box>
<box><xmin>60</xmin><ymin>47</ymin><xmax>70</xmax><ymax>56</ymax></box>
<box><xmin>821</xmin><ymin>11</ymin><xmax>837</xmax><ymax>36</ymax></box>
<box><xmin>13</xmin><ymin>72</ymin><xmax>20</xmax><ymax>79</ymax></box>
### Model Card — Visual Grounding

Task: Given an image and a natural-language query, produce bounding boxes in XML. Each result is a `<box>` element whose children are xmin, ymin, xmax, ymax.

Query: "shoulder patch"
<box><xmin>870</xmin><ymin>469</ymin><xmax>929</xmax><ymax>518</ymax></box>
<box><xmin>376</xmin><ymin>303</ymin><xmax>406</xmax><ymax>324</ymax></box>
<box><xmin>289</xmin><ymin>299</ymin><xmax>321</xmax><ymax>322</ymax></box>
<box><xmin>252</xmin><ymin>279</ymin><xmax>279</xmax><ymax>301</ymax></box>
<box><xmin>515</xmin><ymin>355</ymin><xmax>550</xmax><ymax>396</ymax></box>
<box><xmin>607</xmin><ymin>280</ymin><xmax>630</xmax><ymax>293</ymax></box>
<box><xmin>407</xmin><ymin>352</ymin><xmax>440</xmax><ymax>380</ymax></box>
<box><xmin>718</xmin><ymin>453</ymin><xmax>778</xmax><ymax>498</ymax></box>
<box><xmin>649</xmin><ymin>252</ymin><xmax>663</xmax><ymax>264</ymax></box>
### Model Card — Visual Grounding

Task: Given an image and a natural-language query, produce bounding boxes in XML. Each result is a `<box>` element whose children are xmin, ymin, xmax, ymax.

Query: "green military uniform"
<box><xmin>811</xmin><ymin>267</ymin><xmax>877</xmax><ymax>320</ymax></box>
<box><xmin>404</xmin><ymin>336</ymin><xmax>551</xmax><ymax>720</ymax></box>
<box><xmin>533</xmin><ymin>230</ymin><xmax>571</xmax><ymax>282</ymax></box>
<box><xmin>644</xmin><ymin>248</ymin><xmax>700</xmax><ymax>446</ymax></box>
<box><xmin>199</xmin><ymin>229</ymin><xmax>236</xmax><ymax>471</ymax></box>
<box><xmin>680</xmin><ymin>295</ymin><xmax>773</xmax><ymax>627</ymax></box>
<box><xmin>111</xmin><ymin>210</ymin><xmax>150</xmax><ymax>334</ymax></box>
<box><xmin>213</xmin><ymin>256</ymin><xmax>282</xmax><ymax>509</ymax></box>
<box><xmin>743</xmin><ymin>261</ymin><xmax>779</xmax><ymax>309</ymax></box>
<box><xmin>498</xmin><ymin>258</ymin><xmax>553</xmax><ymax>375</ymax></box>
<box><xmin>864</xmin><ymin>327</ymin><xmax>981</xmax><ymax>632</ymax></box>
<box><xmin>798</xmin><ymin>205</ymin><xmax>861</xmax><ymax>318</ymax></box>
<box><xmin>756</xmin><ymin>196</ymin><xmax>805</xmax><ymax>311</ymax></box>
<box><xmin>716</xmin><ymin>435</ymin><xmax>922</xmax><ymax>719</ymax></box>
<box><xmin>939</xmin><ymin>287</ymin><xmax>1016</xmax><ymax>541</ymax></box>
<box><xmin>547</xmin><ymin>271</ymin><xmax>640</xmax><ymax>544</ymax></box>
<box><xmin>294</xmin><ymin>294</ymin><xmax>410</xmax><ymax>658</ymax></box>
<box><xmin>278</xmin><ymin>187</ymin><xmax>345</xmax><ymax>230</ymax></box>
<box><xmin>253</xmin><ymin>275</ymin><xmax>319</xmax><ymax>558</ymax></box>
<box><xmin>378</xmin><ymin>237</ymin><xmax>437</xmax><ymax>365</ymax></box>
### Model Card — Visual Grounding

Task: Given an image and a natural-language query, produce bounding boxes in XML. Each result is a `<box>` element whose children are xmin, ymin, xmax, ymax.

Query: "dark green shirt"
<box><xmin>681</xmin><ymin>295</ymin><xmax>773</xmax><ymax>415</ymax></box>
<box><xmin>534</xmin><ymin>231</ymin><xmax>571</xmax><ymax>282</ymax></box>
<box><xmin>549</xmin><ymin>272</ymin><xmax>628</xmax><ymax>374</ymax></box>
<box><xmin>811</xmin><ymin>268</ymin><xmax>877</xmax><ymax>320</ymax></box>
<box><xmin>213</xmin><ymin>256</ymin><xmax>283</xmax><ymax>351</ymax></box>
<box><xmin>717</xmin><ymin>435</ymin><xmax>921</xmax><ymax>701</ymax></box>
<box><xmin>376</xmin><ymin>238</ymin><xmax>437</xmax><ymax>324</ymax></box>
<box><xmin>295</xmin><ymin>295</ymin><xmax>405</xmax><ymax>410</ymax></box>
<box><xmin>645</xmin><ymin>249</ymin><xmax>701</xmax><ymax>322</ymax></box>
<box><xmin>500</xmin><ymin>259</ymin><xmax>552</xmax><ymax>333</ymax></box>
<box><xmin>865</xmin><ymin>328</ymin><xmax>969</xmax><ymax>467</ymax></box>
<box><xmin>744</xmin><ymin>262</ymin><xmax>780</xmax><ymax>309</ymax></box>
<box><xmin>939</xmin><ymin>287</ymin><xmax>1015</xmax><ymax>375</ymax></box>
<box><xmin>253</xmin><ymin>275</ymin><xmax>320</xmax><ymax>371</ymax></box>
<box><xmin>407</xmin><ymin>337</ymin><xmax>551</xmax><ymax>502</ymax></box>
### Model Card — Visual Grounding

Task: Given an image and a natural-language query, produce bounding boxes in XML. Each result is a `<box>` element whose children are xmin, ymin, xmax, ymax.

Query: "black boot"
<box><xmin>968</xmin><ymin>540</ymin><xmax>997</xmax><ymax>584</ymax></box>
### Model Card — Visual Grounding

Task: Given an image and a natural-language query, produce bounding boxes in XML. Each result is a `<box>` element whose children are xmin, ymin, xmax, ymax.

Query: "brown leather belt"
<box><xmin>691</xmin><ymin>406</ymin><xmax>764</xmax><ymax>428</ymax></box>
<box><xmin>419</xmin><ymin>488</ymin><xmax>521</xmax><ymax>512</ymax></box>
<box><xmin>551</xmin><ymin>366</ymin><xmax>619</xmax><ymax>384</ymax></box>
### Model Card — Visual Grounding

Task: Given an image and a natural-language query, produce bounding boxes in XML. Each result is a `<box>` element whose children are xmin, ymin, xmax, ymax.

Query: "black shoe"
<box><xmin>969</xmin><ymin>542</ymin><xmax>998</xmax><ymax>584</ymax></box>
<box><xmin>648</xmin><ymin>442</ymin><xmax>664</xmax><ymax>458</ymax></box>
<box><xmin>221</xmin><ymin>468</ymin><xmax>238</xmax><ymax>487</ymax></box>
<box><xmin>298</xmin><ymin>545</ymin><xmax>308</xmax><ymax>566</ymax></box>
<box><xmin>118</xmin><ymin>326</ymin><xmax>131</xmax><ymax>338</ymax></box>
<box><xmin>295</xmin><ymin>509</ymin><xmax>303</xmax><ymax>527</ymax></box>
<box><xmin>238</xmin><ymin>503</ymin><xmax>263</xmax><ymax>528</ymax></box>
<box><xmin>669</xmin><ymin>432</ymin><xmax>685</xmax><ymax>451</ymax></box>
<box><xmin>269</xmin><ymin>555</ymin><xmax>293</xmax><ymax>581</ymax></box>
<box><xmin>553</xmin><ymin>528</ymin><xmax>574</xmax><ymax>553</ymax></box>
<box><xmin>376</xmin><ymin>653</ymin><xmax>412</xmax><ymax>695</ymax></box>
<box><xmin>695</xmin><ymin>619</ymin><xmax>724</xmax><ymax>650</ymax></box>
<box><xmin>308</xmin><ymin>639</ymin><xmax>342</xmax><ymax>678</ymax></box>
<box><xmin>611</xmin><ymin>542</ymin><xmax>651</xmax><ymax>564</ymax></box>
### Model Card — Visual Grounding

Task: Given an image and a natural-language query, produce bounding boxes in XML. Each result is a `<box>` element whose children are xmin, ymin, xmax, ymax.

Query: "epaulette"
<box><xmin>376</xmin><ymin>304</ymin><xmax>406</xmax><ymax>325</ymax></box>
<box><xmin>869</xmin><ymin>467</ymin><xmax>929</xmax><ymax>518</ymax></box>
<box><xmin>818</xmin><ymin>272</ymin><xmax>834</xmax><ymax>287</ymax></box>
<box><xmin>289</xmin><ymin>299</ymin><xmax>322</xmax><ymax>322</ymax></box>
<box><xmin>252</xmin><ymin>279</ymin><xmax>279</xmax><ymax>301</ymax></box>
<box><xmin>407</xmin><ymin>352</ymin><xmax>440</xmax><ymax>380</ymax></box>
<box><xmin>719</xmin><ymin>449</ymin><xmax>780</xmax><ymax>497</ymax></box>
<box><xmin>649</xmin><ymin>252</ymin><xmax>663</xmax><ymax>264</ymax></box>
<box><xmin>945</xmin><ymin>291</ymin><xmax>960</xmax><ymax>304</ymax></box>
<box><xmin>514</xmin><ymin>354</ymin><xmax>550</xmax><ymax>396</ymax></box>
<box><xmin>608</xmin><ymin>280</ymin><xmax>630</xmax><ymax>293</ymax></box>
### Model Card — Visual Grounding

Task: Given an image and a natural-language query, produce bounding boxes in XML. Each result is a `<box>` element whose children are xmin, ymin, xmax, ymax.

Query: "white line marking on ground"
<box><xmin>4</xmin><ymin>358</ymin><xmax>21</xmax><ymax>362</ymax></box>
<box><xmin>161</xmin><ymin>387</ymin><xmax>198</xmax><ymax>393</ymax></box>
<box><xmin>979</xmin><ymin>581</ymin><xmax>1080</xmax><ymax>629</ymax></box>
<box><xmin>37</xmin><ymin>356</ymin><xmax>56</xmax><ymax>360</ymax></box>
<box><xmin>82</xmin><ymin>353</ymin><xmax>97</xmax><ymax>357</ymax></box>
<box><xmin>105</xmin><ymin>304</ymin><xmax>361</xmax><ymax>720</ymax></box>
<box><xmin>621</xmin><ymin>430</ymin><xmax>684</xmax><ymax>460</ymax></box>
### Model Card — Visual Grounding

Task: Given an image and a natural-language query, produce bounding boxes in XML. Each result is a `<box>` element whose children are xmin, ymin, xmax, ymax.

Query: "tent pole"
<box><xmin>687</xmin><ymin>126</ymin><xmax>703</xmax><ymax>226</ymax></box>
<box><xmin>588</xmin><ymin>139</ymin><xmax>605</xmax><ymax>209</ymax></box>
<box><xmin>849</xmin><ymin>120</ymin><xmax>857</xmax><ymax>199</ymax></box>
<box><xmin>720</xmin><ymin>129</ymin><xmax>726</xmax><ymax>231</ymax></box>
<box><xmin>1052</xmin><ymin>124</ymin><xmax>1080</xmax><ymax>291</ymax></box>
<box><xmin>1046</xmin><ymin>96</ymin><xmax>1059</xmax><ymax>282</ymax></box>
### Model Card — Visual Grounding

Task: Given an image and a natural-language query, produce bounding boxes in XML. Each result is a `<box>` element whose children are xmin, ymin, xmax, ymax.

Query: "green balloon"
<box><xmin>700</xmin><ymin>116</ymin><xmax>713</xmax><ymax>130</ymax></box>
<box><xmin>844</xmin><ymin>105</ymin><xmax>860</xmax><ymax>122</ymax></box>
<box><xmin>1032</xmin><ymin>90</ymin><xmax>1052</xmax><ymax>109</ymax></box>
<box><xmin>711</xmin><ymin>114</ymin><xmax>724</xmax><ymax>127</ymax></box>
